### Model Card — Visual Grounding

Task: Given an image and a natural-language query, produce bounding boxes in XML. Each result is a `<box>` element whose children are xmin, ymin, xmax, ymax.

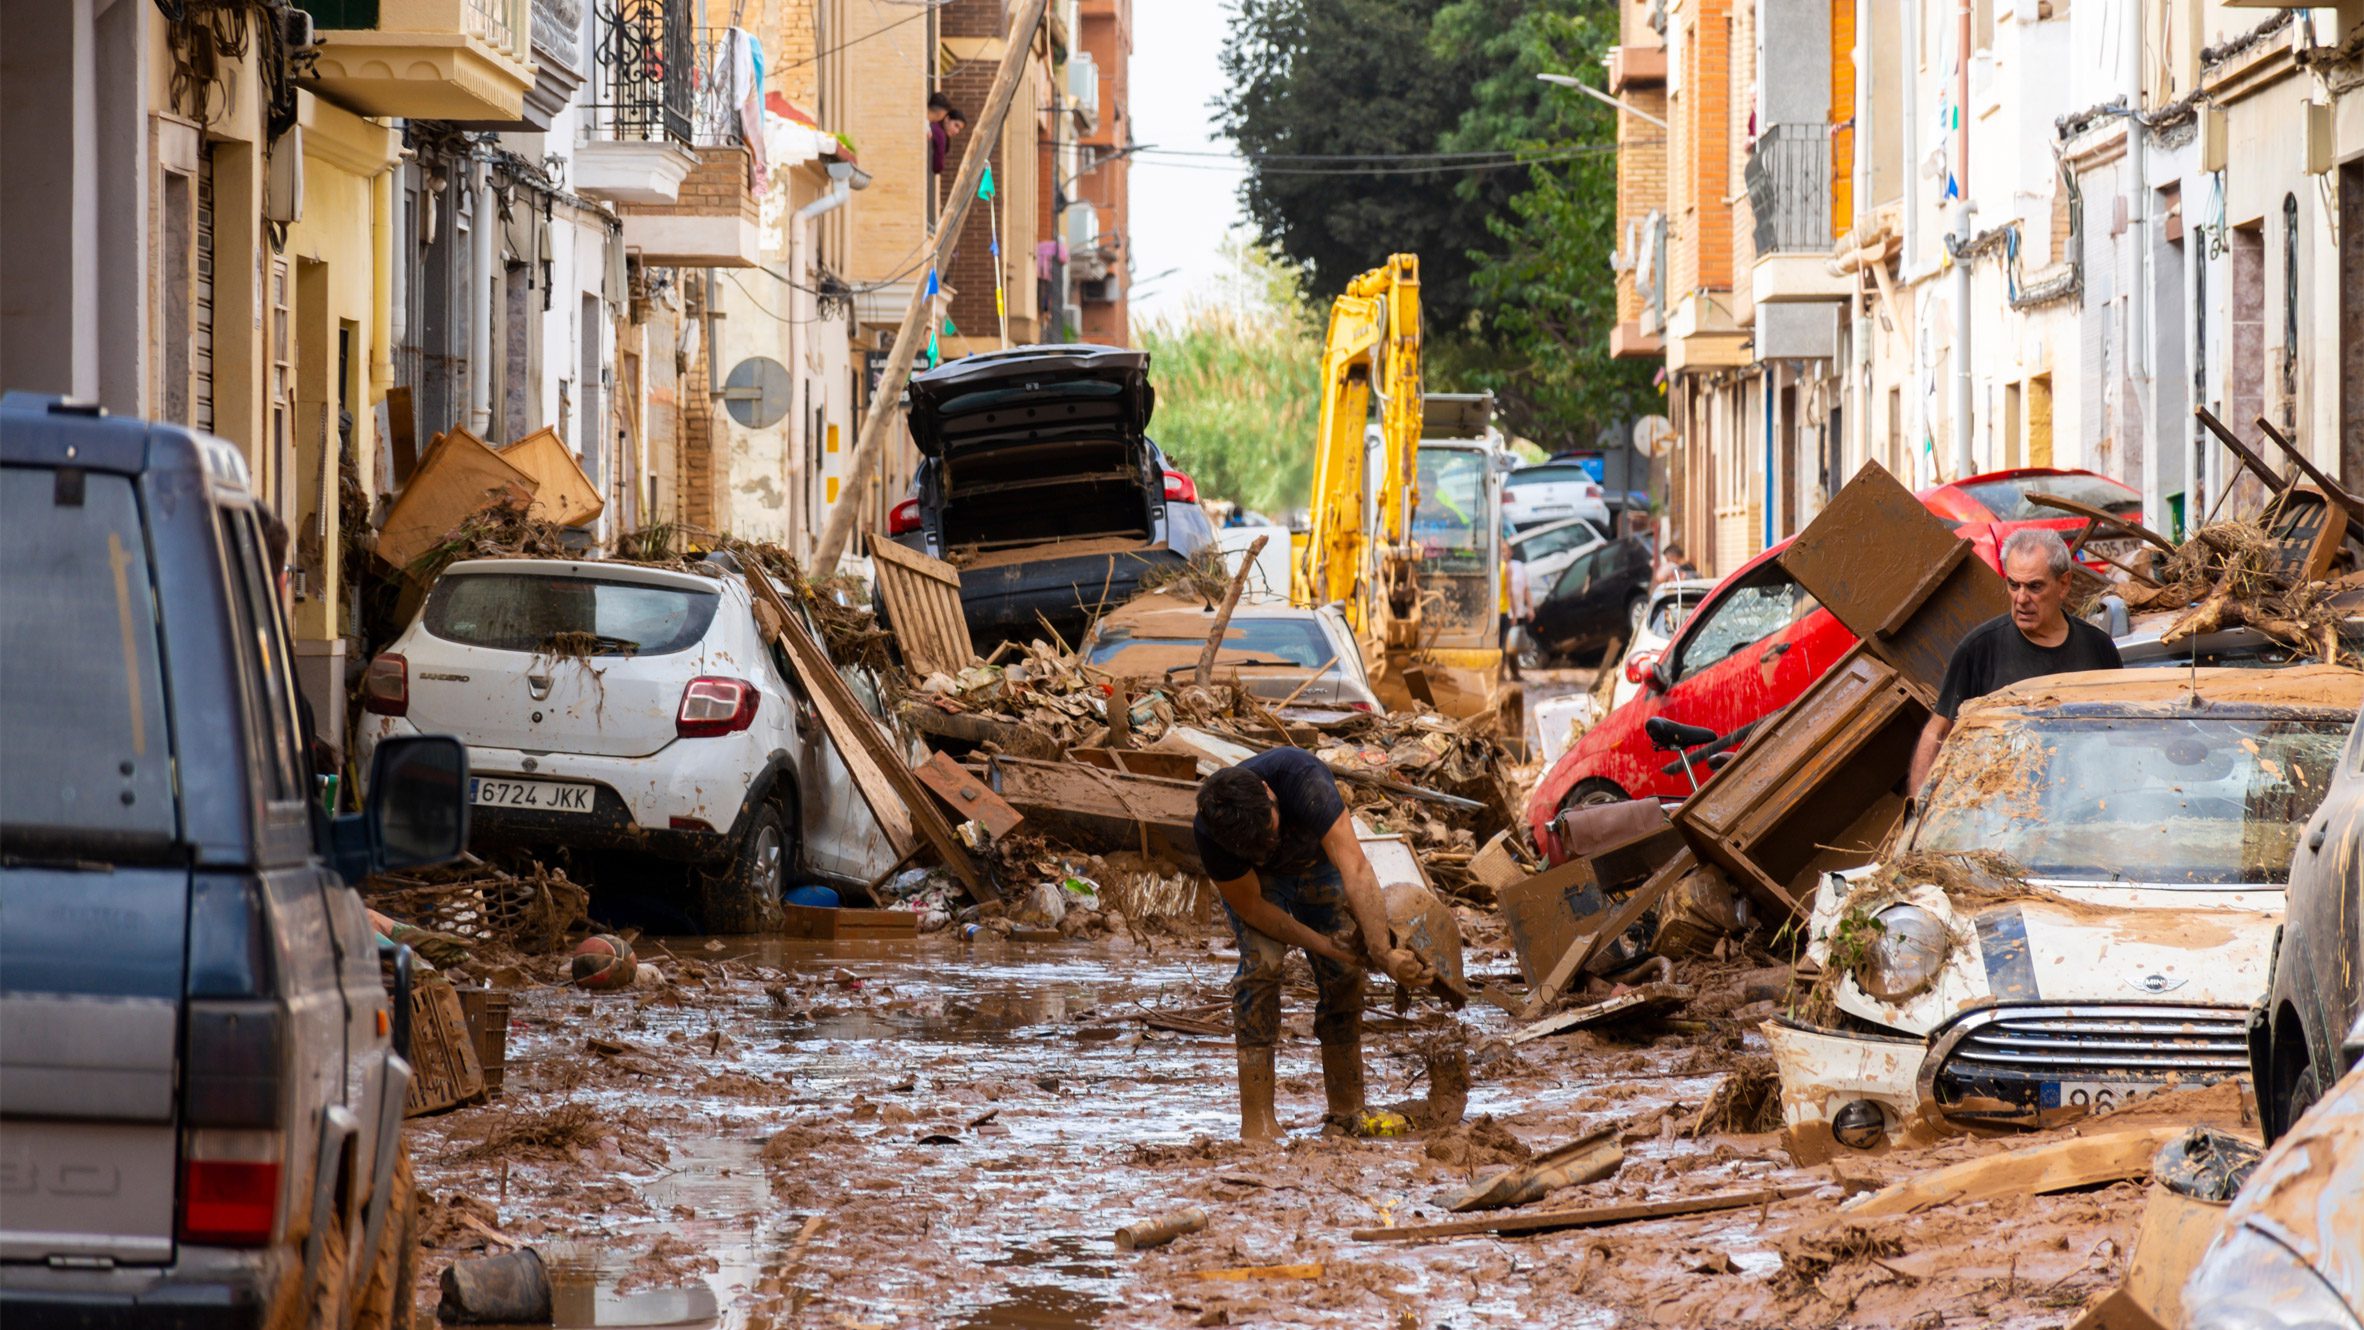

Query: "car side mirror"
<box><xmin>329</xmin><ymin>735</ymin><xmax>470</xmax><ymax>883</ymax></box>
<box><xmin>1646</xmin><ymin>659</ymin><xmax>1673</xmax><ymax>694</ymax></box>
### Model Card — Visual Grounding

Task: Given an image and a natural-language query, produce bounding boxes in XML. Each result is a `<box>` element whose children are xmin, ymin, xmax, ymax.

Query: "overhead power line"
<box><xmin>1131</xmin><ymin>144</ymin><xmax>1643</xmax><ymax>176</ymax></box>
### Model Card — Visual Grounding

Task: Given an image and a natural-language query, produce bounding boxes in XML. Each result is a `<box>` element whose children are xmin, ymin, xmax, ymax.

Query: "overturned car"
<box><xmin>1770</xmin><ymin>665</ymin><xmax>2363</xmax><ymax>1159</ymax></box>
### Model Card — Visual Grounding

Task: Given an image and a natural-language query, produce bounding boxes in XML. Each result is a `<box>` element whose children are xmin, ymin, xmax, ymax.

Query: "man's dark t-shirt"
<box><xmin>1193</xmin><ymin>747</ymin><xmax>1345</xmax><ymax>883</ymax></box>
<box><xmin>1935</xmin><ymin>614</ymin><xmax>2123</xmax><ymax>719</ymax></box>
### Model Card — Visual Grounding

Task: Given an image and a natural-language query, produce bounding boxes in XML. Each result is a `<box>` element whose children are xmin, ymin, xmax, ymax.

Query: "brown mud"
<box><xmin>403</xmin><ymin>923</ymin><xmax>2212</xmax><ymax>1329</ymax></box>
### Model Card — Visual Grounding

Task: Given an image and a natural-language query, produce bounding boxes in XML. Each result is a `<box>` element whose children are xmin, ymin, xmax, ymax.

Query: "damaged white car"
<box><xmin>1770</xmin><ymin>665</ymin><xmax>2363</xmax><ymax>1159</ymax></box>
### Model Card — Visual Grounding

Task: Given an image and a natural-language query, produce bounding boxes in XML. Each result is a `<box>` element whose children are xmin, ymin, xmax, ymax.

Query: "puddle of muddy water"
<box><xmin>466</xmin><ymin>934</ymin><xmax>1756</xmax><ymax>1329</ymax></box>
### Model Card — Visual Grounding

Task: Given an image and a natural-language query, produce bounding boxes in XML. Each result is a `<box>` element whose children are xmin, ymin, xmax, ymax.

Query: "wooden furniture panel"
<box><xmin>867</xmin><ymin>532</ymin><xmax>978</xmax><ymax>679</ymax></box>
<box><xmin>1779</xmin><ymin>461</ymin><xmax>2008</xmax><ymax>703</ymax></box>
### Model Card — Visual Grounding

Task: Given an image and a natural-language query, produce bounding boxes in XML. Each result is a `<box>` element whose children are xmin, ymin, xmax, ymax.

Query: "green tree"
<box><xmin>1135</xmin><ymin>239</ymin><xmax>1323</xmax><ymax>518</ymax></box>
<box><xmin>1216</xmin><ymin>0</ymin><xmax>1656</xmax><ymax>446</ymax></box>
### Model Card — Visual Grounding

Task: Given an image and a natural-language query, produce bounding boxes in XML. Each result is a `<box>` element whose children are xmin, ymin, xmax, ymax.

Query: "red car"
<box><xmin>1525</xmin><ymin>467</ymin><xmax>2139</xmax><ymax>860</ymax></box>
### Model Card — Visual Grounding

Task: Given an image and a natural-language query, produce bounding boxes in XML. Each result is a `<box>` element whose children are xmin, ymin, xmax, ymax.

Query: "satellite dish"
<box><xmin>723</xmin><ymin>356</ymin><xmax>793</xmax><ymax>429</ymax></box>
<box><xmin>1632</xmin><ymin>415</ymin><xmax>1675</xmax><ymax>460</ymax></box>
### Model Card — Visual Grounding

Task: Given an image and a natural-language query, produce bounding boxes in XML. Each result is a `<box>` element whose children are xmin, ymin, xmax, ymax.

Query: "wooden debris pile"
<box><xmin>366</xmin><ymin>859</ymin><xmax>593</xmax><ymax>954</ymax></box>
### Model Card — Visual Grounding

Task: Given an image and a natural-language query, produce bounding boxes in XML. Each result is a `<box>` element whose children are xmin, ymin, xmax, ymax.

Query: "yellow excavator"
<box><xmin>1291</xmin><ymin>254</ymin><xmax>1505</xmax><ymax>716</ymax></box>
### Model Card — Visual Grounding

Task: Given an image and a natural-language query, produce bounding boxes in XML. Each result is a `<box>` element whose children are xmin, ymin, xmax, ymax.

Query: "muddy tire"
<box><xmin>1562</xmin><ymin>778</ymin><xmax>1629</xmax><ymax>812</ymax></box>
<box><xmin>697</xmin><ymin>802</ymin><xmax>790</xmax><ymax>934</ymax></box>
<box><xmin>270</xmin><ymin>1180</ymin><xmax>350</xmax><ymax>1330</ymax></box>
<box><xmin>351</xmin><ymin>1146</ymin><xmax>418</xmax><ymax>1330</ymax></box>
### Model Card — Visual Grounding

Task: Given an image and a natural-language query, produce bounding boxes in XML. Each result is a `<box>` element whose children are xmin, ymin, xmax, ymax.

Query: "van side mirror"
<box><xmin>329</xmin><ymin>735</ymin><xmax>470</xmax><ymax>883</ymax></box>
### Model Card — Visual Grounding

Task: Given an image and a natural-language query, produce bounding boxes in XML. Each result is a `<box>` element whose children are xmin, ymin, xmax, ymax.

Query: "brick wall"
<box><xmin>619</xmin><ymin>147</ymin><xmax>758</xmax><ymax>224</ymax></box>
<box><xmin>936</xmin><ymin>0</ymin><xmax>1053</xmax><ymax>346</ymax></box>
<box><xmin>1614</xmin><ymin>85</ymin><xmax>1668</xmax><ymax>327</ymax></box>
<box><xmin>768</xmin><ymin>0</ymin><xmax>820</xmax><ymax>109</ymax></box>
<box><xmin>1670</xmin><ymin>0</ymin><xmax>1735</xmax><ymax>298</ymax></box>
<box><xmin>1077</xmin><ymin>0</ymin><xmax>1129</xmax><ymax>346</ymax></box>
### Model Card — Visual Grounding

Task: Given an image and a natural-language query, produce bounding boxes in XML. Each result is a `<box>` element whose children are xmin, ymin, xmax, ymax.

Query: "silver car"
<box><xmin>1080</xmin><ymin>596</ymin><xmax>1382</xmax><ymax>713</ymax></box>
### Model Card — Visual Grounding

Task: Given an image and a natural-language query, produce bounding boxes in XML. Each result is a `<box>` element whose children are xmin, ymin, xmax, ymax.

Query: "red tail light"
<box><xmin>677</xmin><ymin>677</ymin><xmax>759</xmax><ymax>738</ymax></box>
<box><xmin>179</xmin><ymin>1158</ymin><xmax>280</xmax><ymax>1246</ymax></box>
<box><xmin>888</xmin><ymin>498</ymin><xmax>923</xmax><ymax>535</ymax></box>
<box><xmin>361</xmin><ymin>653</ymin><xmax>408</xmax><ymax>717</ymax></box>
<box><xmin>1345</xmin><ymin>699</ymin><xmax>1375</xmax><ymax>712</ymax></box>
<box><xmin>1162</xmin><ymin>468</ymin><xmax>1198</xmax><ymax>504</ymax></box>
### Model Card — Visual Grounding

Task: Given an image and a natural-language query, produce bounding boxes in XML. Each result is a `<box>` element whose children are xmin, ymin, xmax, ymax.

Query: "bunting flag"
<box><xmin>924</xmin><ymin>268</ymin><xmax>942</xmax><ymax>368</ymax></box>
<box><xmin>979</xmin><ymin>163</ymin><xmax>996</xmax><ymax>201</ymax></box>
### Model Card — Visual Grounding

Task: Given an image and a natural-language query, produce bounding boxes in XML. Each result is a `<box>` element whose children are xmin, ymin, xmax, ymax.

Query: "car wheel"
<box><xmin>697</xmin><ymin>802</ymin><xmax>791</xmax><ymax>934</ymax></box>
<box><xmin>350</xmin><ymin>1146</ymin><xmax>417</xmax><ymax>1330</ymax></box>
<box><xmin>1627</xmin><ymin>595</ymin><xmax>1648</xmax><ymax>635</ymax></box>
<box><xmin>2266</xmin><ymin>1029</ymin><xmax>2324</xmax><ymax>1142</ymax></box>
<box><xmin>1563</xmin><ymin>778</ymin><xmax>1630</xmax><ymax>811</ymax></box>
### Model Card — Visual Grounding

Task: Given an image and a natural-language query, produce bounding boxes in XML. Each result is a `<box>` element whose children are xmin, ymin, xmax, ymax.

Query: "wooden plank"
<box><xmin>1349</xmin><ymin>1185</ymin><xmax>1814</xmax><ymax>1244</ymax></box>
<box><xmin>914</xmin><ymin>750</ymin><xmax>1025</xmax><ymax>839</ymax></box>
<box><xmin>386</xmin><ymin>384</ymin><xmax>419</xmax><ymax>486</ymax></box>
<box><xmin>744</xmin><ymin>568</ymin><xmax>991</xmax><ymax>902</ymax></box>
<box><xmin>2252</xmin><ymin>414</ymin><xmax>2364</xmax><ymax>545</ymax></box>
<box><xmin>1845</xmin><ymin>1126</ymin><xmax>2181</xmax><ymax>1218</ymax></box>
<box><xmin>1502</xmin><ymin>983</ymin><xmax>1690</xmax><ymax>1046</ymax></box>
<box><xmin>1194</xmin><ymin>534</ymin><xmax>1269</xmax><ymax>684</ymax></box>
<box><xmin>1443</xmin><ymin>1124</ymin><xmax>1624</xmax><ymax>1212</ymax></box>
<box><xmin>780</xmin><ymin>903</ymin><xmax>919</xmax><ymax>939</ymax></box>
<box><xmin>866</xmin><ymin>532</ymin><xmax>978</xmax><ymax>678</ymax></box>
<box><xmin>985</xmin><ymin>756</ymin><xmax>1205</xmax><ymax>870</ymax></box>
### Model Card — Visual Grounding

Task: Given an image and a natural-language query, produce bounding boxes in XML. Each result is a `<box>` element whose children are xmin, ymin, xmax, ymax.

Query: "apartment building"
<box><xmin>1615</xmin><ymin>0</ymin><xmax>2364</xmax><ymax>578</ymax></box>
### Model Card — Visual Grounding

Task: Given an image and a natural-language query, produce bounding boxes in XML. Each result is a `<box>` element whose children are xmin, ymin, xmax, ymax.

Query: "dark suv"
<box><xmin>1</xmin><ymin>394</ymin><xmax>468</xmax><ymax>1328</ymax></box>
<box><xmin>888</xmin><ymin>344</ymin><xmax>1210</xmax><ymax>649</ymax></box>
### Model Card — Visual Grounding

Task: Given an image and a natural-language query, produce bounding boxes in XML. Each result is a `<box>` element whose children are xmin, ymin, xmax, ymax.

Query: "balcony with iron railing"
<box><xmin>297</xmin><ymin>0</ymin><xmax>537</xmax><ymax>122</ymax></box>
<box><xmin>577</xmin><ymin>1</ymin><xmax>760</xmax><ymax>265</ymax></box>
<box><xmin>1746</xmin><ymin>122</ymin><xmax>1850</xmax><ymax>305</ymax></box>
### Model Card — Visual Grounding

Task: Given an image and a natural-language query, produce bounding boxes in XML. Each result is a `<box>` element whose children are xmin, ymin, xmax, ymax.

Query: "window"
<box><xmin>1674</xmin><ymin>567</ymin><xmax>1808</xmax><ymax>678</ymax></box>
<box><xmin>217</xmin><ymin>506</ymin><xmax>307</xmax><ymax>806</ymax></box>
<box><xmin>1088</xmin><ymin>617</ymin><xmax>1334</xmax><ymax>670</ymax></box>
<box><xmin>1513</xmin><ymin>521</ymin><xmax>1600</xmax><ymax>563</ymax></box>
<box><xmin>0</xmin><ymin>468</ymin><xmax>176</xmax><ymax>851</ymax></box>
<box><xmin>424</xmin><ymin>573</ymin><xmax>720</xmax><ymax>656</ymax></box>
<box><xmin>1957</xmin><ymin>473</ymin><xmax>2140</xmax><ymax>522</ymax></box>
<box><xmin>1917</xmin><ymin>716</ymin><xmax>2347</xmax><ymax>884</ymax></box>
<box><xmin>1508</xmin><ymin>464</ymin><xmax>1595</xmax><ymax>487</ymax></box>
<box><xmin>1412</xmin><ymin>448</ymin><xmax>1489</xmax><ymax>553</ymax></box>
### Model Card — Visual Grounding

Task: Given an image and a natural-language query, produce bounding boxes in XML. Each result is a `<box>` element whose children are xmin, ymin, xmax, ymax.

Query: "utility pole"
<box><xmin>811</xmin><ymin>0</ymin><xmax>1050</xmax><ymax>570</ymax></box>
<box><xmin>2127</xmin><ymin>5</ymin><xmax>2157</xmax><ymax>533</ymax></box>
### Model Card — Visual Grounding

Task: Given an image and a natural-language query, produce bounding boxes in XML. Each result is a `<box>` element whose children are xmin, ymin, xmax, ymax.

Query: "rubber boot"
<box><xmin>1236</xmin><ymin>1045</ymin><xmax>1282</xmax><ymax>1142</ymax></box>
<box><xmin>1319</xmin><ymin>1037</ymin><xmax>1367</xmax><ymax>1130</ymax></box>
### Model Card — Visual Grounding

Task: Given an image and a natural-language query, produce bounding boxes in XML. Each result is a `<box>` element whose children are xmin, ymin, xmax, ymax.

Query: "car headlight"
<box><xmin>2183</xmin><ymin>1225</ymin><xmax>2363</xmax><ymax>1330</ymax></box>
<box><xmin>1854</xmin><ymin>903</ymin><xmax>1949</xmax><ymax>1002</ymax></box>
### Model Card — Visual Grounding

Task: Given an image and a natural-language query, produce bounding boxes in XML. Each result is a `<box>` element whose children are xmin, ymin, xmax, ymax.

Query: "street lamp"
<box><xmin>1535</xmin><ymin>72</ymin><xmax>1668</xmax><ymax>129</ymax></box>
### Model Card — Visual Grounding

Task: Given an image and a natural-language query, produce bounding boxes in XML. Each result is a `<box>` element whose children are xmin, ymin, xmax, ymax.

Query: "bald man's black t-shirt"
<box><xmin>1934</xmin><ymin>614</ymin><xmax>2123</xmax><ymax>720</ymax></box>
<box><xmin>1193</xmin><ymin>747</ymin><xmax>1345</xmax><ymax>883</ymax></box>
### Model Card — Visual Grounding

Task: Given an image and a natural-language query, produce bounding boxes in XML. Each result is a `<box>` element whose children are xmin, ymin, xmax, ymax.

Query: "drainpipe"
<box><xmin>371</xmin><ymin>168</ymin><xmax>395</xmax><ymax>407</ymax></box>
<box><xmin>1951</xmin><ymin>0</ymin><xmax>1973</xmax><ymax>482</ymax></box>
<box><xmin>2181</xmin><ymin>184</ymin><xmax>2201</xmax><ymax>538</ymax></box>
<box><xmin>1853</xmin><ymin>0</ymin><xmax>1873</xmax><ymax>481</ymax></box>
<box><xmin>469</xmin><ymin>156</ymin><xmax>494</xmax><ymax>436</ymax></box>
<box><xmin>2127</xmin><ymin>8</ymin><xmax>2157</xmax><ymax>530</ymax></box>
<box><xmin>1763</xmin><ymin>371</ymin><xmax>1776</xmax><ymax>549</ymax></box>
<box><xmin>1901</xmin><ymin>0</ymin><xmax>1920</xmax><ymax>270</ymax></box>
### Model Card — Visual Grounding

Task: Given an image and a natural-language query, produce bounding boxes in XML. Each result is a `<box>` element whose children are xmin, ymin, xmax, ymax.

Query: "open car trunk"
<box><xmin>939</xmin><ymin>437</ymin><xmax>1153</xmax><ymax>552</ymax></box>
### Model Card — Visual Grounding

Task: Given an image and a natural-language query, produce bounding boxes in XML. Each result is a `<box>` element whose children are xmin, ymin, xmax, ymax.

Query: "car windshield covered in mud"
<box><xmin>1913</xmin><ymin>712</ymin><xmax>2346</xmax><ymax>885</ymax></box>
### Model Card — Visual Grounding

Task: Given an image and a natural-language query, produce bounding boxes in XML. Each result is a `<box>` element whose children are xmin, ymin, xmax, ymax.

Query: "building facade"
<box><xmin>1614</xmin><ymin>0</ymin><xmax>2364</xmax><ymax>579</ymax></box>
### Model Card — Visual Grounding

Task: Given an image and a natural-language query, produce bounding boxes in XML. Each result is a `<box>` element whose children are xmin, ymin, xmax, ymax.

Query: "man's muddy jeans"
<box><xmin>1223</xmin><ymin>862</ymin><xmax>1365</xmax><ymax>1049</ymax></box>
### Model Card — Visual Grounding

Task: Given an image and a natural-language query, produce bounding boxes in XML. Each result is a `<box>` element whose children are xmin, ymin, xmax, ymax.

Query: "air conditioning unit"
<box><xmin>1067</xmin><ymin>52</ymin><xmax>1100</xmax><ymax>127</ymax></box>
<box><xmin>1064</xmin><ymin>201</ymin><xmax>1098</xmax><ymax>253</ymax></box>
<box><xmin>1059</xmin><ymin>303</ymin><xmax>1084</xmax><ymax>339</ymax></box>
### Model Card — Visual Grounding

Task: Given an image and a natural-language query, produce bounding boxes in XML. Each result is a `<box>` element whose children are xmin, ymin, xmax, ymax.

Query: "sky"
<box><xmin>1123</xmin><ymin>4</ymin><xmax>1249</xmax><ymax>326</ymax></box>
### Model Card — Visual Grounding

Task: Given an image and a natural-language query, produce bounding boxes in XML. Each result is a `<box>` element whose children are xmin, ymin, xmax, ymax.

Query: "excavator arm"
<box><xmin>1295</xmin><ymin>254</ymin><xmax>1424</xmax><ymax>659</ymax></box>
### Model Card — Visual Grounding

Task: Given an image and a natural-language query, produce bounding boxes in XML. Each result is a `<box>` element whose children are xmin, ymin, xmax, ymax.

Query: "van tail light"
<box><xmin>1162</xmin><ymin>468</ymin><xmax>1198</xmax><ymax>504</ymax></box>
<box><xmin>178</xmin><ymin>1130</ymin><xmax>282</xmax><ymax>1247</ymax></box>
<box><xmin>888</xmin><ymin>499</ymin><xmax>923</xmax><ymax>535</ymax></box>
<box><xmin>677</xmin><ymin>677</ymin><xmax>759</xmax><ymax>738</ymax></box>
<box><xmin>361</xmin><ymin>653</ymin><xmax>407</xmax><ymax>717</ymax></box>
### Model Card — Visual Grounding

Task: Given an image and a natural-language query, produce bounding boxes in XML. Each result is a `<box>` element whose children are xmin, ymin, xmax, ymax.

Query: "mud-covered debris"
<box><xmin>1423</xmin><ymin>1116</ymin><xmax>1533</xmax><ymax>1170</ymax></box>
<box><xmin>1443</xmin><ymin>1124</ymin><xmax>1622</xmax><ymax>1212</ymax></box>
<box><xmin>366</xmin><ymin>859</ymin><xmax>592</xmax><ymax>955</ymax></box>
<box><xmin>456</xmin><ymin>1103</ymin><xmax>606</xmax><ymax>1163</ymax></box>
<box><xmin>438</xmin><ymin>1247</ymin><xmax>553</xmax><ymax>1325</ymax></box>
<box><xmin>1690</xmin><ymin>1056</ymin><xmax>1783</xmax><ymax>1136</ymax></box>
<box><xmin>1773</xmin><ymin>1221</ymin><xmax>1907</xmax><ymax>1292</ymax></box>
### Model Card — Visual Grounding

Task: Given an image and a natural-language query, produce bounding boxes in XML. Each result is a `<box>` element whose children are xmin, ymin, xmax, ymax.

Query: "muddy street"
<box><xmin>403</xmin><ymin>924</ymin><xmax>2221</xmax><ymax>1330</ymax></box>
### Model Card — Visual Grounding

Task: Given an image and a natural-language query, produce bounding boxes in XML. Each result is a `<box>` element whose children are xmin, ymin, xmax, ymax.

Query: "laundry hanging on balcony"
<box><xmin>713</xmin><ymin>26</ymin><xmax>770</xmax><ymax>194</ymax></box>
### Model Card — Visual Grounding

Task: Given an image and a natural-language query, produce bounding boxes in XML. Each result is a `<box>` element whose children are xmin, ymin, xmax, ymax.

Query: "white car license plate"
<box><xmin>1530</xmin><ymin>504</ymin><xmax>1575</xmax><ymax>517</ymax></box>
<box><xmin>470</xmin><ymin>777</ymin><xmax>594</xmax><ymax>813</ymax></box>
<box><xmin>2044</xmin><ymin>1080</ymin><xmax>2162</xmax><ymax>1115</ymax></box>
